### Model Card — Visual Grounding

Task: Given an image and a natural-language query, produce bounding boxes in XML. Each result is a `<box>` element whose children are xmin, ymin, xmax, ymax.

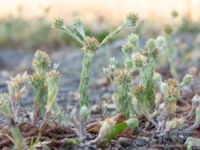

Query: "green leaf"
<box><xmin>11</xmin><ymin>127</ymin><xmax>26</xmax><ymax>150</ymax></box>
<box><xmin>103</xmin><ymin>118</ymin><xmax>139</xmax><ymax>145</ymax></box>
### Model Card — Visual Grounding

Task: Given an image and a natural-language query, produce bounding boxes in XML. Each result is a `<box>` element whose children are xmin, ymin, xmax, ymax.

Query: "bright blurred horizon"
<box><xmin>0</xmin><ymin>0</ymin><xmax>199</xmax><ymax>25</ymax></box>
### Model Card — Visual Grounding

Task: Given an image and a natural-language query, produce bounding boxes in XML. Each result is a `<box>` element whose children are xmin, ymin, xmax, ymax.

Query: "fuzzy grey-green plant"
<box><xmin>132</xmin><ymin>39</ymin><xmax>158</xmax><ymax>116</ymax></box>
<box><xmin>114</xmin><ymin>69</ymin><xmax>132</xmax><ymax>116</ymax></box>
<box><xmin>32</xmin><ymin>50</ymin><xmax>51</xmax><ymax>75</ymax></box>
<box><xmin>31</xmin><ymin>50</ymin><xmax>50</xmax><ymax>120</ymax></box>
<box><xmin>0</xmin><ymin>92</ymin><xmax>26</xmax><ymax>150</ymax></box>
<box><xmin>164</xmin><ymin>79</ymin><xmax>180</xmax><ymax>117</ymax></box>
<box><xmin>6</xmin><ymin>72</ymin><xmax>28</xmax><ymax>122</ymax></box>
<box><xmin>122</xmin><ymin>34</ymin><xmax>140</xmax><ymax>70</ymax></box>
<box><xmin>30</xmin><ymin>73</ymin><xmax>47</xmax><ymax>120</ymax></box>
<box><xmin>133</xmin><ymin>84</ymin><xmax>147</xmax><ymax>115</ymax></box>
<box><xmin>30</xmin><ymin>50</ymin><xmax>65</xmax><ymax>123</ymax></box>
<box><xmin>103</xmin><ymin>34</ymin><xmax>140</xmax><ymax>117</ymax></box>
<box><xmin>54</xmin><ymin>14</ymin><xmax>138</xmax><ymax>108</ymax></box>
<box><xmin>55</xmin><ymin>18</ymin><xmax>99</xmax><ymax>108</ymax></box>
<box><xmin>100</xmin><ymin>13</ymin><xmax>138</xmax><ymax>46</ymax></box>
<box><xmin>0</xmin><ymin>73</ymin><xmax>28</xmax><ymax>149</ymax></box>
<box><xmin>44</xmin><ymin>69</ymin><xmax>60</xmax><ymax>122</ymax></box>
<box><xmin>79</xmin><ymin>37</ymin><xmax>99</xmax><ymax>107</ymax></box>
<box><xmin>54</xmin><ymin>18</ymin><xmax>83</xmax><ymax>44</ymax></box>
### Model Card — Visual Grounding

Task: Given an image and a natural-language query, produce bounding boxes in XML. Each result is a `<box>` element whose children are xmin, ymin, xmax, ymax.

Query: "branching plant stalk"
<box><xmin>55</xmin><ymin>14</ymin><xmax>138</xmax><ymax>108</ymax></box>
<box><xmin>100</xmin><ymin>23</ymin><xmax>127</xmax><ymax>46</ymax></box>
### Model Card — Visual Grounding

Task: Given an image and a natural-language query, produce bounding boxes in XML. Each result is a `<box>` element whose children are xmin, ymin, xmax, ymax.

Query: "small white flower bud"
<box><xmin>80</xmin><ymin>105</ymin><xmax>90</xmax><ymax>121</ymax></box>
<box><xmin>131</xmin><ymin>53</ymin><xmax>147</xmax><ymax>67</ymax></box>
<box><xmin>125</xmin><ymin>118</ymin><xmax>139</xmax><ymax>129</ymax></box>
<box><xmin>192</xmin><ymin>95</ymin><xmax>200</xmax><ymax>107</ymax></box>
<box><xmin>181</xmin><ymin>74</ymin><xmax>193</xmax><ymax>86</ymax></box>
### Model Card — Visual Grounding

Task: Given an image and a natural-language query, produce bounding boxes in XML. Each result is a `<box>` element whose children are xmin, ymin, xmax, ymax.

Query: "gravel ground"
<box><xmin>0</xmin><ymin>33</ymin><xmax>200</xmax><ymax>149</ymax></box>
<box><xmin>0</xmin><ymin>33</ymin><xmax>199</xmax><ymax>114</ymax></box>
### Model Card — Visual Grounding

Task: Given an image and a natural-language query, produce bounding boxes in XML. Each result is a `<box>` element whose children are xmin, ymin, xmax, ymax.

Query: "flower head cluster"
<box><xmin>0</xmin><ymin>93</ymin><xmax>8</xmax><ymax>105</ymax></box>
<box><xmin>29</xmin><ymin>73</ymin><xmax>46</xmax><ymax>93</ymax></box>
<box><xmin>47</xmin><ymin>70</ymin><xmax>60</xmax><ymax>78</ymax></box>
<box><xmin>164</xmin><ymin>24</ymin><xmax>173</xmax><ymax>35</ymax></box>
<box><xmin>47</xmin><ymin>70</ymin><xmax>60</xmax><ymax>90</ymax></box>
<box><xmin>132</xmin><ymin>84</ymin><xmax>145</xmax><ymax>96</ymax></box>
<box><xmin>32</xmin><ymin>50</ymin><xmax>51</xmax><ymax>74</ymax></box>
<box><xmin>73</xmin><ymin>18</ymin><xmax>85</xmax><ymax>38</ymax></box>
<box><xmin>146</xmin><ymin>38</ymin><xmax>156</xmax><ymax>50</ymax></box>
<box><xmin>171</xmin><ymin>10</ymin><xmax>178</xmax><ymax>18</ymax></box>
<box><xmin>7</xmin><ymin>72</ymin><xmax>28</xmax><ymax>100</ymax></box>
<box><xmin>143</xmin><ymin>39</ymin><xmax>159</xmax><ymax>59</ymax></box>
<box><xmin>128</xmin><ymin>34</ymin><xmax>139</xmax><ymax>48</ymax></box>
<box><xmin>131</xmin><ymin>52</ymin><xmax>147</xmax><ymax>67</ymax></box>
<box><xmin>7</xmin><ymin>72</ymin><xmax>28</xmax><ymax>88</ymax></box>
<box><xmin>145</xmin><ymin>39</ymin><xmax>157</xmax><ymax>55</ymax></box>
<box><xmin>83</xmin><ymin>36</ymin><xmax>99</xmax><ymax>52</ymax></box>
<box><xmin>121</xmin><ymin>34</ymin><xmax>140</xmax><ymax>70</ymax></box>
<box><xmin>126</xmin><ymin>13</ymin><xmax>138</xmax><ymax>26</ymax></box>
<box><xmin>114</xmin><ymin>69</ymin><xmax>130</xmax><ymax>84</ymax></box>
<box><xmin>54</xmin><ymin>18</ymin><xmax>65</xmax><ymax>29</ymax></box>
<box><xmin>122</xmin><ymin>43</ymin><xmax>133</xmax><ymax>54</ymax></box>
<box><xmin>30</xmin><ymin>72</ymin><xmax>41</xmax><ymax>81</ymax></box>
<box><xmin>165</xmin><ymin>79</ymin><xmax>180</xmax><ymax>102</ymax></box>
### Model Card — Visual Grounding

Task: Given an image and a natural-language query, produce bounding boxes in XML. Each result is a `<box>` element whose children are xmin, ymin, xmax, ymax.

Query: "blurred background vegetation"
<box><xmin>0</xmin><ymin>0</ymin><xmax>199</xmax><ymax>51</ymax></box>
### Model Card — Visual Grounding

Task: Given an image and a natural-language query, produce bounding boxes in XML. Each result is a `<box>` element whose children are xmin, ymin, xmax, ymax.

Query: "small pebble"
<box><xmin>91</xmin><ymin>105</ymin><xmax>101</xmax><ymax>114</ymax></box>
<box><xmin>181</xmin><ymin>86</ymin><xmax>193</xmax><ymax>99</ymax></box>
<box><xmin>119</xmin><ymin>137</ymin><xmax>131</xmax><ymax>146</ymax></box>
<box><xmin>135</xmin><ymin>137</ymin><xmax>149</xmax><ymax>146</ymax></box>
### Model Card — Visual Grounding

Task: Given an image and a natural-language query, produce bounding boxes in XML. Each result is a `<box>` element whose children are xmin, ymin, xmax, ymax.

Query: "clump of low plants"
<box><xmin>0</xmin><ymin>73</ymin><xmax>28</xmax><ymax>149</ymax></box>
<box><xmin>53</xmin><ymin>13</ymin><xmax>141</xmax><ymax>147</ymax></box>
<box><xmin>30</xmin><ymin>50</ymin><xmax>65</xmax><ymax>124</ymax></box>
<box><xmin>54</xmin><ymin>13</ymin><xmax>138</xmax><ymax>112</ymax></box>
<box><xmin>0</xmin><ymin>50</ymin><xmax>67</xmax><ymax>149</ymax></box>
<box><xmin>1</xmin><ymin>13</ymin><xmax>200</xmax><ymax>149</ymax></box>
<box><xmin>31</xmin><ymin>50</ymin><xmax>50</xmax><ymax>121</ymax></box>
<box><xmin>103</xmin><ymin>34</ymin><xmax>140</xmax><ymax>117</ymax></box>
<box><xmin>133</xmin><ymin>39</ymin><xmax>158</xmax><ymax>117</ymax></box>
<box><xmin>154</xmin><ymin>71</ymin><xmax>194</xmax><ymax>133</ymax></box>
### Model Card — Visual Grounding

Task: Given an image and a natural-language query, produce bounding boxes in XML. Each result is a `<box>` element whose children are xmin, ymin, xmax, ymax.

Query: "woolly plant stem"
<box><xmin>58</xmin><ymin>25</ymin><xmax>83</xmax><ymax>45</ymax></box>
<box><xmin>115</xmin><ymin>82</ymin><xmax>132</xmax><ymax>117</ymax></box>
<box><xmin>79</xmin><ymin>52</ymin><xmax>92</xmax><ymax>107</ymax></box>
<box><xmin>140</xmin><ymin>61</ymin><xmax>156</xmax><ymax>113</ymax></box>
